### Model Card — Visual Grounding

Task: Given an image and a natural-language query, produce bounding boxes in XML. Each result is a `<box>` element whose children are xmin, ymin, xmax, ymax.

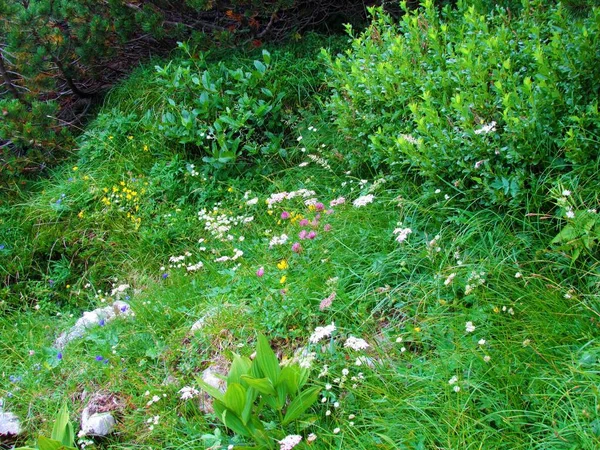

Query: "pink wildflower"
<box><xmin>281</xmin><ymin>211</ymin><xmax>290</xmax><ymax>220</ymax></box>
<box><xmin>299</xmin><ymin>219</ymin><xmax>309</xmax><ymax>226</ymax></box>
<box><xmin>299</xmin><ymin>230</ymin><xmax>308</xmax><ymax>240</ymax></box>
<box><xmin>324</xmin><ymin>224</ymin><xmax>332</xmax><ymax>232</ymax></box>
<box><xmin>292</xmin><ymin>242</ymin><xmax>302</xmax><ymax>253</ymax></box>
<box><xmin>310</xmin><ymin>219</ymin><xmax>319</xmax><ymax>228</ymax></box>
<box><xmin>307</xmin><ymin>230</ymin><xmax>317</xmax><ymax>239</ymax></box>
<box><xmin>315</xmin><ymin>202</ymin><xmax>325</xmax><ymax>211</ymax></box>
<box><xmin>256</xmin><ymin>267</ymin><xmax>265</xmax><ymax>277</ymax></box>
<box><xmin>320</xmin><ymin>291</ymin><xmax>336</xmax><ymax>310</ymax></box>
<box><xmin>325</xmin><ymin>209</ymin><xmax>334</xmax><ymax>215</ymax></box>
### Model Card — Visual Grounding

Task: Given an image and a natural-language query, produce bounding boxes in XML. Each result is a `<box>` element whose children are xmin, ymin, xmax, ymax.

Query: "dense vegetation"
<box><xmin>1</xmin><ymin>1</ymin><xmax>599</xmax><ymax>449</ymax></box>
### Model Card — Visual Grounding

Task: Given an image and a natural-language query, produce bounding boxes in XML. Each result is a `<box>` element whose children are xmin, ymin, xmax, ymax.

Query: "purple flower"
<box><xmin>307</xmin><ymin>231</ymin><xmax>317</xmax><ymax>240</ymax></box>
<box><xmin>57</xmin><ymin>352</ymin><xmax>63</xmax><ymax>360</ymax></box>
<box><xmin>315</xmin><ymin>202</ymin><xmax>325</xmax><ymax>211</ymax></box>
<box><xmin>324</xmin><ymin>224</ymin><xmax>332</xmax><ymax>232</ymax></box>
<box><xmin>120</xmin><ymin>305</ymin><xmax>128</xmax><ymax>313</ymax></box>
<box><xmin>161</xmin><ymin>273</ymin><xmax>169</xmax><ymax>279</ymax></box>
<box><xmin>298</xmin><ymin>230</ymin><xmax>308</xmax><ymax>240</ymax></box>
<box><xmin>98</xmin><ymin>319</ymin><xmax>106</xmax><ymax>327</ymax></box>
<box><xmin>299</xmin><ymin>219</ymin><xmax>309</xmax><ymax>227</ymax></box>
<box><xmin>310</xmin><ymin>219</ymin><xmax>319</xmax><ymax>228</ymax></box>
<box><xmin>292</xmin><ymin>242</ymin><xmax>302</xmax><ymax>253</ymax></box>
<box><xmin>0</xmin><ymin>244</ymin><xmax>5</xmax><ymax>250</ymax></box>
<box><xmin>95</xmin><ymin>355</ymin><xmax>104</xmax><ymax>361</ymax></box>
<box><xmin>281</xmin><ymin>211</ymin><xmax>291</xmax><ymax>220</ymax></box>
<box><xmin>256</xmin><ymin>266</ymin><xmax>265</xmax><ymax>277</ymax></box>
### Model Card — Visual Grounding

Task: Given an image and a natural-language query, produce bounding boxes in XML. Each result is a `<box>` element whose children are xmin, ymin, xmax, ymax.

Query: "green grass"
<box><xmin>1</xmin><ymin>30</ymin><xmax>600</xmax><ymax>450</ymax></box>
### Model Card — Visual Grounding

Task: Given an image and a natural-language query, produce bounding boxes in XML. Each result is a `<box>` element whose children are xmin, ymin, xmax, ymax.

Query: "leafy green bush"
<box><xmin>324</xmin><ymin>0</ymin><xmax>600</xmax><ymax>206</ymax></box>
<box><xmin>145</xmin><ymin>47</ymin><xmax>287</xmax><ymax>171</ymax></box>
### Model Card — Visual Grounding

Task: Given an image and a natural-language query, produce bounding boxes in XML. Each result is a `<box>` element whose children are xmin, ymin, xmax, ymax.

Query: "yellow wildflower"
<box><xmin>72</xmin><ymin>166</ymin><xmax>78</xmax><ymax>171</ymax></box>
<box><xmin>77</xmin><ymin>210</ymin><xmax>84</xmax><ymax>219</ymax></box>
<box><xmin>277</xmin><ymin>260</ymin><xmax>289</xmax><ymax>270</ymax></box>
<box><xmin>280</xmin><ymin>275</ymin><xmax>287</xmax><ymax>284</ymax></box>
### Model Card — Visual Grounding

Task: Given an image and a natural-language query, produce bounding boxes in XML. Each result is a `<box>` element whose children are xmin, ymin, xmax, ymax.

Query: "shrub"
<box><xmin>323</xmin><ymin>0</ymin><xmax>600</xmax><ymax>207</ymax></box>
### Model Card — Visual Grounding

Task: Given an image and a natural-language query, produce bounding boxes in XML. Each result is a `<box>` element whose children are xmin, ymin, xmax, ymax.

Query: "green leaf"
<box><xmin>240</xmin><ymin>375</ymin><xmax>275</xmax><ymax>396</ymax></box>
<box><xmin>224</xmin><ymin>382</ymin><xmax>247</xmax><ymax>417</ymax></box>
<box><xmin>51</xmin><ymin>403</ymin><xmax>73</xmax><ymax>446</ymax></box>
<box><xmin>253</xmin><ymin>60</ymin><xmax>266</xmax><ymax>75</ymax></box>
<box><xmin>282</xmin><ymin>386</ymin><xmax>321</xmax><ymax>425</ymax></box>
<box><xmin>228</xmin><ymin>354</ymin><xmax>252</xmax><ymax>385</ymax></box>
<box><xmin>197</xmin><ymin>378</ymin><xmax>225</xmax><ymax>402</ymax></box>
<box><xmin>255</xmin><ymin>335</ymin><xmax>280</xmax><ymax>385</ymax></box>
<box><xmin>262</xmin><ymin>49</ymin><xmax>271</xmax><ymax>65</ymax></box>
<box><xmin>37</xmin><ymin>436</ymin><xmax>76</xmax><ymax>450</ymax></box>
<box><xmin>213</xmin><ymin>400</ymin><xmax>250</xmax><ymax>437</ymax></box>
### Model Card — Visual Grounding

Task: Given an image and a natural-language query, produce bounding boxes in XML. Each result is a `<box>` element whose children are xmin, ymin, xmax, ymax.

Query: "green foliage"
<box><xmin>15</xmin><ymin>403</ymin><xmax>77</xmax><ymax>450</ymax></box>
<box><xmin>324</xmin><ymin>0</ymin><xmax>600</xmax><ymax>207</ymax></box>
<box><xmin>198</xmin><ymin>335</ymin><xmax>320</xmax><ymax>448</ymax></box>
<box><xmin>149</xmin><ymin>48</ymin><xmax>286</xmax><ymax>171</ymax></box>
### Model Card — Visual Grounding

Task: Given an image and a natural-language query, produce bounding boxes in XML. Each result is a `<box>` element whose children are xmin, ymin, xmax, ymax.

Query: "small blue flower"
<box><xmin>161</xmin><ymin>273</ymin><xmax>169</xmax><ymax>279</ymax></box>
<box><xmin>57</xmin><ymin>352</ymin><xmax>63</xmax><ymax>360</ymax></box>
<box><xmin>95</xmin><ymin>355</ymin><xmax>104</xmax><ymax>361</ymax></box>
<box><xmin>120</xmin><ymin>305</ymin><xmax>128</xmax><ymax>313</ymax></box>
<box><xmin>125</xmin><ymin>295</ymin><xmax>130</xmax><ymax>301</ymax></box>
<box><xmin>98</xmin><ymin>319</ymin><xmax>106</xmax><ymax>327</ymax></box>
<box><xmin>0</xmin><ymin>244</ymin><xmax>5</xmax><ymax>250</ymax></box>
<box><xmin>103</xmin><ymin>359</ymin><xmax>109</xmax><ymax>365</ymax></box>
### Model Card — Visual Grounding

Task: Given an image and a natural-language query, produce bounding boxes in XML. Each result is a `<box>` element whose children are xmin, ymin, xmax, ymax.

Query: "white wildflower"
<box><xmin>344</xmin><ymin>336</ymin><xmax>370</xmax><ymax>351</ymax></box>
<box><xmin>309</xmin><ymin>322</ymin><xmax>336</xmax><ymax>344</ymax></box>
<box><xmin>279</xmin><ymin>434</ymin><xmax>302</xmax><ymax>450</ymax></box>
<box><xmin>465</xmin><ymin>321</ymin><xmax>476</xmax><ymax>333</ymax></box>
<box><xmin>352</xmin><ymin>194</ymin><xmax>375</xmax><ymax>208</ymax></box>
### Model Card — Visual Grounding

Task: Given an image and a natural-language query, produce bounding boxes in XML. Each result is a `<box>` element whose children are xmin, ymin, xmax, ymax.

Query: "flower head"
<box><xmin>256</xmin><ymin>267</ymin><xmax>265</xmax><ymax>277</ymax></box>
<box><xmin>344</xmin><ymin>336</ymin><xmax>370</xmax><ymax>351</ymax></box>
<box><xmin>279</xmin><ymin>435</ymin><xmax>302</xmax><ymax>450</ymax></box>
<box><xmin>309</xmin><ymin>322</ymin><xmax>336</xmax><ymax>343</ymax></box>
<box><xmin>292</xmin><ymin>242</ymin><xmax>302</xmax><ymax>253</ymax></box>
<box><xmin>465</xmin><ymin>321</ymin><xmax>476</xmax><ymax>333</ymax></box>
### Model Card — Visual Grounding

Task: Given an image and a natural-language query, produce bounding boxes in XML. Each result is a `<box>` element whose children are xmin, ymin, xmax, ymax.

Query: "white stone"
<box><xmin>79</xmin><ymin>408</ymin><xmax>115</xmax><ymax>437</ymax></box>
<box><xmin>0</xmin><ymin>411</ymin><xmax>21</xmax><ymax>437</ymax></box>
<box><xmin>54</xmin><ymin>301</ymin><xmax>133</xmax><ymax>349</ymax></box>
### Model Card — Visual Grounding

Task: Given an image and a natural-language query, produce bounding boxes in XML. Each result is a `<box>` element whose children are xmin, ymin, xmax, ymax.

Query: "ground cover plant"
<box><xmin>1</xmin><ymin>2</ymin><xmax>600</xmax><ymax>450</ymax></box>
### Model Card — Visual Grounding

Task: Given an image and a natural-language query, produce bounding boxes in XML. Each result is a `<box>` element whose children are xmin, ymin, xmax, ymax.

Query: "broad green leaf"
<box><xmin>255</xmin><ymin>335</ymin><xmax>280</xmax><ymax>385</ymax></box>
<box><xmin>213</xmin><ymin>400</ymin><xmax>250</xmax><ymax>437</ymax></box>
<box><xmin>197</xmin><ymin>378</ymin><xmax>225</xmax><ymax>402</ymax></box>
<box><xmin>37</xmin><ymin>436</ymin><xmax>76</xmax><ymax>450</ymax></box>
<box><xmin>240</xmin><ymin>375</ymin><xmax>276</xmax><ymax>396</ymax></box>
<box><xmin>228</xmin><ymin>354</ymin><xmax>252</xmax><ymax>385</ymax></box>
<box><xmin>50</xmin><ymin>403</ymin><xmax>73</xmax><ymax>446</ymax></box>
<box><xmin>253</xmin><ymin>60</ymin><xmax>266</xmax><ymax>74</ymax></box>
<box><xmin>282</xmin><ymin>387</ymin><xmax>321</xmax><ymax>425</ymax></box>
<box><xmin>262</xmin><ymin>49</ymin><xmax>271</xmax><ymax>64</ymax></box>
<box><xmin>278</xmin><ymin>365</ymin><xmax>300</xmax><ymax>397</ymax></box>
<box><xmin>224</xmin><ymin>382</ymin><xmax>247</xmax><ymax>417</ymax></box>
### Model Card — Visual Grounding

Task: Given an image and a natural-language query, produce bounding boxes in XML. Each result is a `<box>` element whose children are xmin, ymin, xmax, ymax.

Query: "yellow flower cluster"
<box><xmin>99</xmin><ymin>178</ymin><xmax>147</xmax><ymax>229</ymax></box>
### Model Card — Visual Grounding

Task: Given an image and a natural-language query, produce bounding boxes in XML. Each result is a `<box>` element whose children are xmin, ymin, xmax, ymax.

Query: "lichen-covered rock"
<box><xmin>0</xmin><ymin>411</ymin><xmax>21</xmax><ymax>441</ymax></box>
<box><xmin>79</xmin><ymin>410</ymin><xmax>115</xmax><ymax>437</ymax></box>
<box><xmin>54</xmin><ymin>301</ymin><xmax>133</xmax><ymax>349</ymax></box>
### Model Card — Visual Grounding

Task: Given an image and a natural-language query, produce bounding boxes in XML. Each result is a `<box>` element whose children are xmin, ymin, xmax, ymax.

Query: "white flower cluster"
<box><xmin>393</xmin><ymin>227</ymin><xmax>412</xmax><ymax>243</ymax></box>
<box><xmin>344</xmin><ymin>336</ymin><xmax>369</xmax><ymax>351</ymax></box>
<box><xmin>178</xmin><ymin>386</ymin><xmax>200</xmax><ymax>400</ymax></box>
<box><xmin>309</xmin><ymin>322</ymin><xmax>336</xmax><ymax>344</ymax></box>
<box><xmin>465</xmin><ymin>271</ymin><xmax>486</xmax><ymax>295</ymax></box>
<box><xmin>307</xmin><ymin>153</ymin><xmax>331</xmax><ymax>171</ymax></box>
<box><xmin>269</xmin><ymin>233</ymin><xmax>289</xmax><ymax>248</ymax></box>
<box><xmin>329</xmin><ymin>197</ymin><xmax>346</xmax><ymax>207</ymax></box>
<box><xmin>400</xmin><ymin>133</ymin><xmax>419</xmax><ymax>144</ymax></box>
<box><xmin>214</xmin><ymin>248</ymin><xmax>243</xmax><ymax>263</ymax></box>
<box><xmin>352</xmin><ymin>194</ymin><xmax>375</xmax><ymax>208</ymax></box>
<box><xmin>266</xmin><ymin>189</ymin><xmax>316</xmax><ymax>208</ymax></box>
<box><xmin>110</xmin><ymin>283</ymin><xmax>130</xmax><ymax>298</ymax></box>
<box><xmin>198</xmin><ymin>207</ymin><xmax>253</xmax><ymax>242</ymax></box>
<box><xmin>279</xmin><ymin>434</ymin><xmax>302</xmax><ymax>450</ymax></box>
<box><xmin>186</xmin><ymin>262</ymin><xmax>204</xmax><ymax>272</ymax></box>
<box><xmin>474</xmin><ymin>121</ymin><xmax>496</xmax><ymax>135</ymax></box>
